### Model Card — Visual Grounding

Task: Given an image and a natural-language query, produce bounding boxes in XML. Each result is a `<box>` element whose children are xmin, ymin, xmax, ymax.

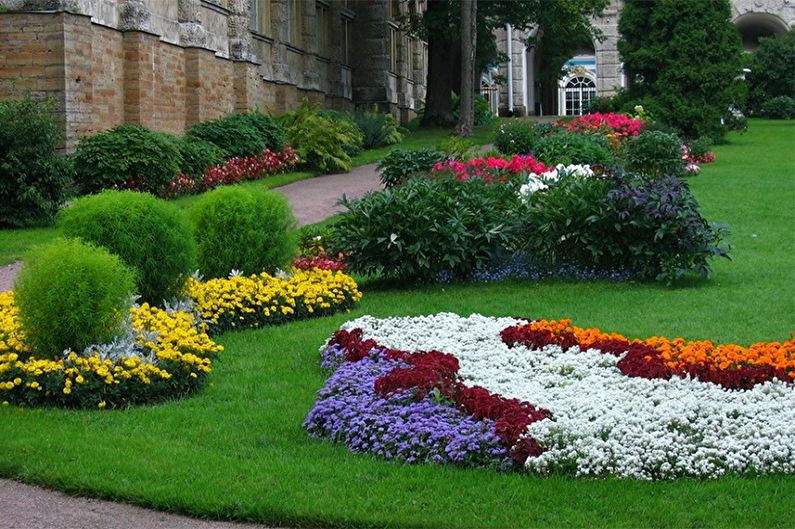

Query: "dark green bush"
<box><xmin>332</xmin><ymin>178</ymin><xmax>522</xmax><ymax>282</ymax></box>
<box><xmin>58</xmin><ymin>190</ymin><xmax>197</xmax><ymax>305</ymax></box>
<box><xmin>174</xmin><ymin>136</ymin><xmax>225</xmax><ymax>177</ymax></box>
<box><xmin>494</xmin><ymin>120</ymin><xmax>541</xmax><ymax>155</ymax></box>
<box><xmin>746</xmin><ymin>30</ymin><xmax>795</xmax><ymax>114</ymax></box>
<box><xmin>687</xmin><ymin>137</ymin><xmax>714</xmax><ymax>159</ymax></box>
<box><xmin>760</xmin><ymin>96</ymin><xmax>795</xmax><ymax>119</ymax></box>
<box><xmin>188</xmin><ymin>111</ymin><xmax>284</xmax><ymax>159</ymax></box>
<box><xmin>0</xmin><ymin>94</ymin><xmax>72</xmax><ymax>227</ymax></box>
<box><xmin>351</xmin><ymin>107</ymin><xmax>404</xmax><ymax>149</ymax></box>
<box><xmin>190</xmin><ymin>186</ymin><xmax>297</xmax><ymax>278</ymax></box>
<box><xmin>14</xmin><ymin>238</ymin><xmax>137</xmax><ymax>357</ymax></box>
<box><xmin>585</xmin><ymin>96</ymin><xmax>616</xmax><ymax>114</ymax></box>
<box><xmin>532</xmin><ymin>131</ymin><xmax>615</xmax><ymax>167</ymax></box>
<box><xmin>377</xmin><ymin>148</ymin><xmax>446</xmax><ymax>188</ymax></box>
<box><xmin>72</xmin><ymin>124</ymin><xmax>182</xmax><ymax>195</ymax></box>
<box><xmin>624</xmin><ymin>130</ymin><xmax>684</xmax><ymax>178</ymax></box>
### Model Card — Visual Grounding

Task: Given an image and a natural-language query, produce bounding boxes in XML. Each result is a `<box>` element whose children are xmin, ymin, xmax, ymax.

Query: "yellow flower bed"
<box><xmin>187</xmin><ymin>267</ymin><xmax>363</xmax><ymax>334</ymax></box>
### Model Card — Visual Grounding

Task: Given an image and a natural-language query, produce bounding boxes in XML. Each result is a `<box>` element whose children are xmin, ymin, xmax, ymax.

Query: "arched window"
<box><xmin>563</xmin><ymin>76</ymin><xmax>596</xmax><ymax>116</ymax></box>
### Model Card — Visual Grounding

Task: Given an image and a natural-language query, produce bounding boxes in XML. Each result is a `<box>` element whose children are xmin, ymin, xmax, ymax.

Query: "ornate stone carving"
<box><xmin>118</xmin><ymin>0</ymin><xmax>151</xmax><ymax>32</ymax></box>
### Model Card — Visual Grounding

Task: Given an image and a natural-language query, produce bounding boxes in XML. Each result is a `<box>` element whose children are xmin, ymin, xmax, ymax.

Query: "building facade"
<box><xmin>494</xmin><ymin>0</ymin><xmax>795</xmax><ymax>117</ymax></box>
<box><xmin>0</xmin><ymin>0</ymin><xmax>427</xmax><ymax>150</ymax></box>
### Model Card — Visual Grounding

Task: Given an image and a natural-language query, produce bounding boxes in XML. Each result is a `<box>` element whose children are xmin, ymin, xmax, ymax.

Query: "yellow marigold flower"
<box><xmin>75</xmin><ymin>375</ymin><xmax>84</xmax><ymax>384</ymax></box>
<box><xmin>13</xmin><ymin>377</ymin><xmax>21</xmax><ymax>386</ymax></box>
<box><xmin>98</xmin><ymin>401</ymin><xmax>106</xmax><ymax>409</ymax></box>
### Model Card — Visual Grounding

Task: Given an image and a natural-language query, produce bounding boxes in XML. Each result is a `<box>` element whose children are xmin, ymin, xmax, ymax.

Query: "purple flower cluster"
<box><xmin>305</xmin><ymin>347</ymin><xmax>511</xmax><ymax>469</ymax></box>
<box><xmin>466</xmin><ymin>252</ymin><xmax>632</xmax><ymax>283</ymax></box>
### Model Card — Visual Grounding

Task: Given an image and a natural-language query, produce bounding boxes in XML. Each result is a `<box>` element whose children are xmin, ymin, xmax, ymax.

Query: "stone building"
<box><xmin>0</xmin><ymin>0</ymin><xmax>428</xmax><ymax>150</ymax></box>
<box><xmin>493</xmin><ymin>0</ymin><xmax>795</xmax><ymax>117</ymax></box>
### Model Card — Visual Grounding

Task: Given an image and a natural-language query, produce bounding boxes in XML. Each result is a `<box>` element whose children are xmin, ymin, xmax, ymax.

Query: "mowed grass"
<box><xmin>1</xmin><ymin>120</ymin><xmax>794</xmax><ymax>528</ymax></box>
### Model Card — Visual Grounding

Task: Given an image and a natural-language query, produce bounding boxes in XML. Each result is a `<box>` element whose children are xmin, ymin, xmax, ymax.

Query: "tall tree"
<box><xmin>456</xmin><ymin>0</ymin><xmax>477</xmax><ymax>136</ymax></box>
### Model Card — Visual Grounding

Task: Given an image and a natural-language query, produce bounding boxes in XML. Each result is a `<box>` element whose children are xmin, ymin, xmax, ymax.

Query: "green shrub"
<box><xmin>298</xmin><ymin>224</ymin><xmax>337</xmax><ymax>257</ymax></box>
<box><xmin>687</xmin><ymin>136</ymin><xmax>714</xmax><ymax>160</ymax></box>
<box><xmin>332</xmin><ymin>178</ymin><xmax>522</xmax><ymax>282</ymax></box>
<box><xmin>760</xmin><ymin>96</ymin><xmax>795</xmax><ymax>119</ymax></box>
<box><xmin>174</xmin><ymin>136</ymin><xmax>225</xmax><ymax>177</ymax></box>
<box><xmin>377</xmin><ymin>148</ymin><xmax>446</xmax><ymax>188</ymax></box>
<box><xmin>281</xmin><ymin>100</ymin><xmax>361</xmax><ymax>173</ymax></box>
<box><xmin>188</xmin><ymin>111</ymin><xmax>284</xmax><ymax>159</ymax></box>
<box><xmin>0</xmin><ymin>94</ymin><xmax>72</xmax><ymax>227</ymax></box>
<box><xmin>437</xmin><ymin>136</ymin><xmax>477</xmax><ymax>161</ymax></box>
<box><xmin>58</xmin><ymin>190</ymin><xmax>197</xmax><ymax>305</ymax></box>
<box><xmin>624</xmin><ymin>130</ymin><xmax>684</xmax><ymax>178</ymax></box>
<box><xmin>746</xmin><ymin>30</ymin><xmax>795</xmax><ymax>113</ymax></box>
<box><xmin>532</xmin><ymin>131</ymin><xmax>615</xmax><ymax>167</ymax></box>
<box><xmin>351</xmin><ymin>107</ymin><xmax>404</xmax><ymax>149</ymax></box>
<box><xmin>494</xmin><ymin>120</ymin><xmax>541</xmax><ymax>155</ymax></box>
<box><xmin>585</xmin><ymin>96</ymin><xmax>616</xmax><ymax>114</ymax></box>
<box><xmin>72</xmin><ymin>124</ymin><xmax>182</xmax><ymax>195</ymax></box>
<box><xmin>14</xmin><ymin>238</ymin><xmax>137</xmax><ymax>357</ymax></box>
<box><xmin>452</xmin><ymin>92</ymin><xmax>497</xmax><ymax>126</ymax></box>
<box><xmin>317</xmin><ymin>109</ymin><xmax>364</xmax><ymax>155</ymax></box>
<box><xmin>190</xmin><ymin>186</ymin><xmax>297</xmax><ymax>278</ymax></box>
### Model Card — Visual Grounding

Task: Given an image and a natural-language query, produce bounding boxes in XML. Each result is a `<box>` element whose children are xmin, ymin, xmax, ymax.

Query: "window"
<box><xmin>287</xmin><ymin>0</ymin><xmax>302</xmax><ymax>46</ymax></box>
<box><xmin>389</xmin><ymin>27</ymin><xmax>398</xmax><ymax>73</ymax></box>
<box><xmin>342</xmin><ymin>16</ymin><xmax>351</xmax><ymax>64</ymax></box>
<box><xmin>390</xmin><ymin>0</ymin><xmax>401</xmax><ymax>19</ymax></box>
<box><xmin>563</xmin><ymin>76</ymin><xmax>596</xmax><ymax>116</ymax></box>
<box><xmin>317</xmin><ymin>2</ymin><xmax>330</xmax><ymax>56</ymax></box>
<box><xmin>407</xmin><ymin>37</ymin><xmax>415</xmax><ymax>79</ymax></box>
<box><xmin>250</xmin><ymin>0</ymin><xmax>270</xmax><ymax>34</ymax></box>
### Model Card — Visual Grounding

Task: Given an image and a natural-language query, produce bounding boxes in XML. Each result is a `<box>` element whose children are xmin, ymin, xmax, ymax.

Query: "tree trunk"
<box><xmin>456</xmin><ymin>0</ymin><xmax>477</xmax><ymax>136</ymax></box>
<box><xmin>421</xmin><ymin>0</ymin><xmax>456</xmax><ymax>127</ymax></box>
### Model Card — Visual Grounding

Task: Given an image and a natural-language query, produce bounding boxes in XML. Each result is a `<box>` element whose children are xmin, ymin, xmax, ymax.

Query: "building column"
<box><xmin>227</xmin><ymin>0</ymin><xmax>256</xmax><ymax>61</ymax></box>
<box><xmin>119</xmin><ymin>1</ymin><xmax>157</xmax><ymax>128</ymax></box>
<box><xmin>351</xmin><ymin>0</ymin><xmax>390</xmax><ymax>111</ymax></box>
<box><xmin>178</xmin><ymin>0</ymin><xmax>207</xmax><ymax>48</ymax></box>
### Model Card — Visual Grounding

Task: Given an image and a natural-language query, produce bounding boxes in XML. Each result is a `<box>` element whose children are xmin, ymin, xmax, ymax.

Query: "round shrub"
<box><xmin>58</xmin><ymin>190</ymin><xmax>197</xmax><ymax>305</ymax></box>
<box><xmin>190</xmin><ymin>186</ymin><xmax>297</xmax><ymax>278</ymax></box>
<box><xmin>625</xmin><ymin>130</ymin><xmax>685</xmax><ymax>178</ymax></box>
<box><xmin>174</xmin><ymin>136</ymin><xmax>225</xmax><ymax>177</ymax></box>
<box><xmin>532</xmin><ymin>131</ymin><xmax>615</xmax><ymax>167</ymax></box>
<box><xmin>188</xmin><ymin>111</ymin><xmax>285</xmax><ymax>159</ymax></box>
<box><xmin>494</xmin><ymin>120</ymin><xmax>542</xmax><ymax>155</ymax></box>
<box><xmin>14</xmin><ymin>238</ymin><xmax>137</xmax><ymax>357</ymax></box>
<box><xmin>760</xmin><ymin>96</ymin><xmax>795</xmax><ymax>120</ymax></box>
<box><xmin>377</xmin><ymin>148</ymin><xmax>446</xmax><ymax>188</ymax></box>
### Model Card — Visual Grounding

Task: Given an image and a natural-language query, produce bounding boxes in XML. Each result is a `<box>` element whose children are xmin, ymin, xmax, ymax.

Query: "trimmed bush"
<box><xmin>351</xmin><ymin>107</ymin><xmax>404</xmax><ymax>149</ymax></box>
<box><xmin>377</xmin><ymin>148</ymin><xmax>446</xmax><ymax>188</ymax></box>
<box><xmin>188</xmin><ymin>111</ymin><xmax>285</xmax><ymax>159</ymax></box>
<box><xmin>14</xmin><ymin>238</ymin><xmax>137</xmax><ymax>356</ymax></box>
<box><xmin>58</xmin><ymin>190</ymin><xmax>197</xmax><ymax>305</ymax></box>
<box><xmin>72</xmin><ymin>124</ymin><xmax>182</xmax><ymax>195</ymax></box>
<box><xmin>532</xmin><ymin>131</ymin><xmax>615</xmax><ymax>167</ymax></box>
<box><xmin>175</xmin><ymin>136</ymin><xmax>225</xmax><ymax>177</ymax></box>
<box><xmin>190</xmin><ymin>186</ymin><xmax>297</xmax><ymax>278</ymax></box>
<box><xmin>0</xmin><ymin>94</ymin><xmax>72</xmax><ymax>227</ymax></box>
<box><xmin>332</xmin><ymin>178</ymin><xmax>522</xmax><ymax>282</ymax></box>
<box><xmin>624</xmin><ymin>130</ymin><xmax>684</xmax><ymax>178</ymax></box>
<box><xmin>760</xmin><ymin>96</ymin><xmax>795</xmax><ymax>120</ymax></box>
<box><xmin>494</xmin><ymin>120</ymin><xmax>542</xmax><ymax>155</ymax></box>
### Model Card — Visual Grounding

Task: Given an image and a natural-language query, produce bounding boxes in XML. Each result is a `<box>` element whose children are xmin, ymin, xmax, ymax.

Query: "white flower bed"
<box><xmin>342</xmin><ymin>313</ymin><xmax>795</xmax><ymax>479</ymax></box>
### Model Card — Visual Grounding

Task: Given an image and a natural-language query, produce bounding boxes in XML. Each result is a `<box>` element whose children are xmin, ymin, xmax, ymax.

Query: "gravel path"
<box><xmin>0</xmin><ymin>165</ymin><xmax>382</xmax><ymax>527</ymax></box>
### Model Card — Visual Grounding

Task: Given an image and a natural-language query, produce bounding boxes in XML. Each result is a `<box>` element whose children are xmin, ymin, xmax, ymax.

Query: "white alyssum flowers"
<box><xmin>340</xmin><ymin>313</ymin><xmax>795</xmax><ymax>480</ymax></box>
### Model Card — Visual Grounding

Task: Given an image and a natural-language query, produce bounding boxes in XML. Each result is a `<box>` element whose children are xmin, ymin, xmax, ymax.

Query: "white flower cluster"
<box><xmin>518</xmin><ymin>164</ymin><xmax>595</xmax><ymax>202</ymax></box>
<box><xmin>341</xmin><ymin>313</ymin><xmax>795</xmax><ymax>480</ymax></box>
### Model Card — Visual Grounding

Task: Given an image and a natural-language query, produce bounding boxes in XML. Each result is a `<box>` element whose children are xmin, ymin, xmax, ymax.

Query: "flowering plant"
<box><xmin>431</xmin><ymin>155</ymin><xmax>549</xmax><ymax>184</ymax></box>
<box><xmin>517</xmin><ymin>163</ymin><xmax>596</xmax><ymax>201</ymax></box>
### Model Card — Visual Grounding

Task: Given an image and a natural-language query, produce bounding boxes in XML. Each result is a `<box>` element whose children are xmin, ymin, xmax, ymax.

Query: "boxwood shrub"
<box><xmin>377</xmin><ymin>148</ymin><xmax>446</xmax><ymax>188</ymax></box>
<box><xmin>188</xmin><ymin>111</ymin><xmax>285</xmax><ymax>159</ymax></box>
<box><xmin>494</xmin><ymin>120</ymin><xmax>542</xmax><ymax>155</ymax></box>
<box><xmin>531</xmin><ymin>131</ymin><xmax>615</xmax><ymax>167</ymax></box>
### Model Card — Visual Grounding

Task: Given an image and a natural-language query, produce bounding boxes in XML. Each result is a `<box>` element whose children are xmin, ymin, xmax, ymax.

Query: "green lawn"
<box><xmin>0</xmin><ymin>123</ymin><xmax>497</xmax><ymax>266</ymax></box>
<box><xmin>1</xmin><ymin>120</ymin><xmax>794</xmax><ymax>528</ymax></box>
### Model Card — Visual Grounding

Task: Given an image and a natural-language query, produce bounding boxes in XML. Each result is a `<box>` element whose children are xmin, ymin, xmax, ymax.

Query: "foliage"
<box><xmin>281</xmin><ymin>100</ymin><xmax>361</xmax><ymax>173</ymax></box>
<box><xmin>297</xmin><ymin>224</ymin><xmax>338</xmax><ymax>257</ymax></box>
<box><xmin>746</xmin><ymin>30</ymin><xmax>795</xmax><ymax>113</ymax></box>
<box><xmin>318</xmin><ymin>109</ymin><xmax>364</xmax><ymax>155</ymax></box>
<box><xmin>190</xmin><ymin>186</ymin><xmax>297</xmax><ymax>278</ymax></box>
<box><xmin>332</xmin><ymin>178</ymin><xmax>523</xmax><ymax>282</ymax></box>
<box><xmin>72</xmin><ymin>124</ymin><xmax>182</xmax><ymax>195</ymax></box>
<box><xmin>174</xmin><ymin>136</ymin><xmax>225</xmax><ymax>178</ymax></box>
<box><xmin>351</xmin><ymin>107</ymin><xmax>404</xmax><ymax>149</ymax></box>
<box><xmin>585</xmin><ymin>96</ymin><xmax>616</xmax><ymax>114</ymax></box>
<box><xmin>437</xmin><ymin>136</ymin><xmax>477</xmax><ymax>161</ymax></box>
<box><xmin>0</xmin><ymin>93</ymin><xmax>72</xmax><ymax>228</ymax></box>
<box><xmin>377</xmin><ymin>148</ymin><xmax>446</xmax><ymax>188</ymax></box>
<box><xmin>624</xmin><ymin>130</ymin><xmax>685</xmax><ymax>178</ymax></box>
<box><xmin>532</xmin><ymin>131</ymin><xmax>615</xmax><ymax>167</ymax></box>
<box><xmin>617</xmin><ymin>0</ymin><xmax>744</xmax><ymax>141</ymax></box>
<box><xmin>760</xmin><ymin>96</ymin><xmax>795</xmax><ymax>120</ymax></box>
<box><xmin>494</xmin><ymin>120</ymin><xmax>542</xmax><ymax>155</ymax></box>
<box><xmin>188</xmin><ymin>111</ymin><xmax>285</xmax><ymax>159</ymax></box>
<box><xmin>452</xmin><ymin>92</ymin><xmax>497</xmax><ymax>126</ymax></box>
<box><xmin>58</xmin><ymin>191</ymin><xmax>197</xmax><ymax>305</ymax></box>
<box><xmin>687</xmin><ymin>137</ymin><xmax>714</xmax><ymax>161</ymax></box>
<box><xmin>13</xmin><ymin>238</ymin><xmax>136</xmax><ymax>356</ymax></box>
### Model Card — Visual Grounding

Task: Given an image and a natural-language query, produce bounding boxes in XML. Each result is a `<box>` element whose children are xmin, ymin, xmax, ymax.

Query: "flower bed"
<box><xmin>431</xmin><ymin>155</ymin><xmax>549</xmax><ymax>183</ymax></box>
<box><xmin>306</xmin><ymin>313</ymin><xmax>795</xmax><ymax>479</ymax></box>
<box><xmin>557</xmin><ymin>112</ymin><xmax>644</xmax><ymax>143</ymax></box>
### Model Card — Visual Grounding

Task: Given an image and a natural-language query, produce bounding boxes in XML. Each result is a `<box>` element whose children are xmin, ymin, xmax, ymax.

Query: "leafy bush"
<box><xmin>585</xmin><ymin>96</ymin><xmax>616</xmax><ymax>114</ymax></box>
<box><xmin>532</xmin><ymin>131</ymin><xmax>615</xmax><ymax>167</ymax></box>
<box><xmin>687</xmin><ymin>137</ymin><xmax>714</xmax><ymax>160</ymax></box>
<box><xmin>494</xmin><ymin>120</ymin><xmax>541</xmax><ymax>155</ymax></box>
<box><xmin>298</xmin><ymin>224</ymin><xmax>338</xmax><ymax>257</ymax></box>
<box><xmin>760</xmin><ymin>96</ymin><xmax>795</xmax><ymax>120</ymax></box>
<box><xmin>190</xmin><ymin>186</ymin><xmax>297</xmax><ymax>278</ymax></box>
<box><xmin>318</xmin><ymin>109</ymin><xmax>364</xmax><ymax>155</ymax></box>
<box><xmin>174</xmin><ymin>136</ymin><xmax>225</xmax><ymax>178</ymax></box>
<box><xmin>624</xmin><ymin>130</ymin><xmax>684</xmax><ymax>178</ymax></box>
<box><xmin>72</xmin><ymin>124</ymin><xmax>182</xmax><ymax>195</ymax></box>
<box><xmin>0</xmin><ymin>94</ymin><xmax>72</xmax><ymax>227</ymax></box>
<box><xmin>188</xmin><ymin>111</ymin><xmax>284</xmax><ymax>159</ymax></box>
<box><xmin>58</xmin><ymin>191</ymin><xmax>197</xmax><ymax>305</ymax></box>
<box><xmin>746</xmin><ymin>30</ymin><xmax>795</xmax><ymax>113</ymax></box>
<box><xmin>452</xmin><ymin>92</ymin><xmax>497</xmax><ymax>126</ymax></box>
<box><xmin>377</xmin><ymin>148</ymin><xmax>446</xmax><ymax>188</ymax></box>
<box><xmin>14</xmin><ymin>238</ymin><xmax>137</xmax><ymax>356</ymax></box>
<box><xmin>351</xmin><ymin>107</ymin><xmax>404</xmax><ymax>149</ymax></box>
<box><xmin>281</xmin><ymin>100</ymin><xmax>362</xmax><ymax>173</ymax></box>
<box><xmin>332</xmin><ymin>178</ymin><xmax>523</xmax><ymax>282</ymax></box>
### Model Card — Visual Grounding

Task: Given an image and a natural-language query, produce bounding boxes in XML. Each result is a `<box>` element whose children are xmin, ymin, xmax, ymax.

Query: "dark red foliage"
<box><xmin>500</xmin><ymin>326</ymin><xmax>578</xmax><ymax>351</ymax></box>
<box><xmin>329</xmin><ymin>329</ymin><xmax>380</xmax><ymax>362</ymax></box>
<box><xmin>615</xmin><ymin>343</ymin><xmax>672</xmax><ymax>380</ymax></box>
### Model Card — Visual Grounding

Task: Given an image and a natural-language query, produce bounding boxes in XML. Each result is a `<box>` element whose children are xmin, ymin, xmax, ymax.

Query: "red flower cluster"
<box><xmin>558</xmin><ymin>112</ymin><xmax>644</xmax><ymax>139</ymax></box>
<box><xmin>432</xmin><ymin>155</ymin><xmax>550</xmax><ymax>184</ymax></box>
<box><xmin>293</xmin><ymin>252</ymin><xmax>348</xmax><ymax>272</ymax></box>
<box><xmin>333</xmin><ymin>328</ymin><xmax>552</xmax><ymax>465</ymax></box>
<box><xmin>501</xmin><ymin>321</ymin><xmax>794</xmax><ymax>390</ymax></box>
<box><xmin>163</xmin><ymin>147</ymin><xmax>299</xmax><ymax>197</ymax></box>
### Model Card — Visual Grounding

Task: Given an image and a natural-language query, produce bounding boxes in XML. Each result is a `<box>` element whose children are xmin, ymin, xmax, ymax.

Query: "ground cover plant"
<box><xmin>0</xmin><ymin>120</ymin><xmax>792</xmax><ymax>527</ymax></box>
